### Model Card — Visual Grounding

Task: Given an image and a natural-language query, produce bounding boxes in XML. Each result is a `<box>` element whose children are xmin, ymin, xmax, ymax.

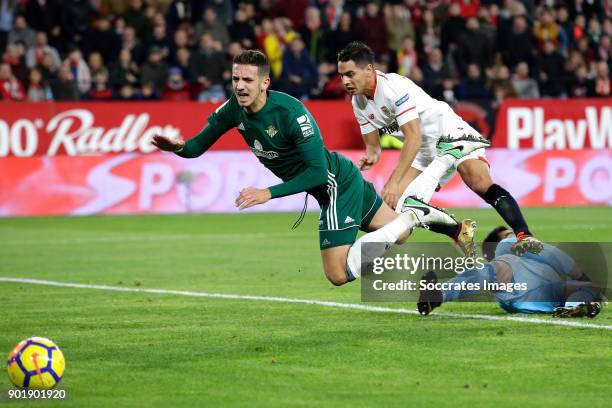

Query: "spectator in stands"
<box><xmin>26</xmin><ymin>67</ymin><xmax>52</xmax><ymax>101</ymax></box>
<box><xmin>26</xmin><ymin>32</ymin><xmax>60</xmax><ymax>70</ymax></box>
<box><xmin>3</xmin><ymin>41</ymin><xmax>27</xmax><ymax>84</ymax></box>
<box><xmin>0</xmin><ymin>0</ymin><xmax>15</xmax><ymax>54</ymax></box>
<box><xmin>122</xmin><ymin>0</ymin><xmax>151</xmax><ymax>40</ymax></box>
<box><xmin>229</xmin><ymin>7</ymin><xmax>256</xmax><ymax>50</ymax></box>
<box><xmin>596</xmin><ymin>34</ymin><xmax>610</xmax><ymax>63</ymax></box>
<box><xmin>575</xmin><ymin>35</ymin><xmax>596</xmax><ymax>66</ymax></box>
<box><xmin>8</xmin><ymin>15</ymin><xmax>35</xmax><ymax>49</ymax></box>
<box><xmin>511</xmin><ymin>61</ymin><xmax>540</xmax><ymax>98</ymax></box>
<box><xmin>440</xmin><ymin>2</ymin><xmax>464</xmax><ymax>55</ymax></box>
<box><xmin>456</xmin><ymin>63</ymin><xmax>491</xmax><ymax>100</ymax></box>
<box><xmin>477</xmin><ymin>6</ymin><xmax>497</xmax><ymax>43</ymax></box>
<box><xmin>421</xmin><ymin>48</ymin><xmax>453</xmax><ymax>94</ymax></box>
<box><xmin>278</xmin><ymin>37</ymin><xmax>317</xmax><ymax>100</ymax></box>
<box><xmin>328</xmin><ymin>12</ymin><xmax>355</xmax><ymax>62</ymax></box>
<box><xmin>139</xmin><ymin>81</ymin><xmax>161</xmax><ymax>100</ymax></box>
<box><xmin>146</xmin><ymin>22</ymin><xmax>171</xmax><ymax>61</ymax></box>
<box><xmin>533</xmin><ymin>8</ymin><xmax>560</xmax><ymax>52</ymax></box>
<box><xmin>456</xmin><ymin>17</ymin><xmax>492</xmax><ymax>74</ymax></box>
<box><xmin>84</xmin><ymin>15</ymin><xmax>121</xmax><ymax>64</ymax></box>
<box><xmin>39</xmin><ymin>52</ymin><xmax>58</xmax><ymax>86</ymax></box>
<box><xmin>110</xmin><ymin>48</ymin><xmax>140</xmax><ymax>89</ymax></box>
<box><xmin>393</xmin><ymin>36</ymin><xmax>418</xmax><ymax>78</ymax></box>
<box><xmin>567</xmin><ymin>64</ymin><xmax>594</xmax><ymax>97</ymax></box>
<box><xmin>257</xmin><ymin>18</ymin><xmax>291</xmax><ymax>79</ymax></box>
<box><xmin>189</xmin><ymin>32</ymin><xmax>227</xmax><ymax>102</ymax></box>
<box><xmin>62</xmin><ymin>47</ymin><xmax>90</xmax><ymax>95</ymax></box>
<box><xmin>434</xmin><ymin>77</ymin><xmax>458</xmax><ymax>104</ymax></box>
<box><xmin>168</xmin><ymin>29</ymin><xmax>190</xmax><ymax>65</ymax></box>
<box><xmin>163</xmin><ymin>66</ymin><xmax>190</xmax><ymax>101</ymax></box>
<box><xmin>593</xmin><ymin>60</ymin><xmax>610</xmax><ymax>97</ymax></box>
<box><xmin>299</xmin><ymin>7</ymin><xmax>328</xmax><ymax>64</ymax></box>
<box><xmin>417</xmin><ymin>9</ymin><xmax>440</xmax><ymax>55</ymax></box>
<box><xmin>59</xmin><ymin>0</ymin><xmax>94</xmax><ymax>49</ymax></box>
<box><xmin>502</xmin><ymin>15</ymin><xmax>535</xmax><ymax>68</ymax></box>
<box><xmin>586</xmin><ymin>16</ymin><xmax>602</xmax><ymax>46</ymax></box>
<box><xmin>51</xmin><ymin>65</ymin><xmax>79</xmax><ymax>101</ymax></box>
<box><xmin>87</xmin><ymin>71</ymin><xmax>113</xmax><ymax>101</ymax></box>
<box><xmin>173</xmin><ymin>46</ymin><xmax>192</xmax><ymax>83</ymax></box>
<box><xmin>324</xmin><ymin>0</ymin><xmax>343</xmax><ymax>31</ymax></box>
<box><xmin>356</xmin><ymin>2</ymin><xmax>388</xmax><ymax>58</ymax></box>
<box><xmin>121</xmin><ymin>26</ymin><xmax>146</xmax><ymax>65</ymax></box>
<box><xmin>556</xmin><ymin>6</ymin><xmax>572</xmax><ymax>53</ymax></box>
<box><xmin>141</xmin><ymin>46</ymin><xmax>168</xmax><ymax>94</ymax></box>
<box><xmin>115</xmin><ymin>83</ymin><xmax>136</xmax><ymax>100</ymax></box>
<box><xmin>0</xmin><ymin>61</ymin><xmax>24</xmax><ymax>100</ymax></box>
<box><xmin>535</xmin><ymin>40</ymin><xmax>565</xmax><ymax>97</ymax></box>
<box><xmin>88</xmin><ymin>52</ymin><xmax>107</xmax><ymax>78</ymax></box>
<box><xmin>572</xmin><ymin>14</ymin><xmax>587</xmax><ymax>44</ymax></box>
<box><xmin>489</xmin><ymin>64</ymin><xmax>516</xmax><ymax>108</ymax></box>
<box><xmin>23</xmin><ymin>0</ymin><xmax>60</xmax><ymax>35</ymax></box>
<box><xmin>387</xmin><ymin>3</ymin><xmax>415</xmax><ymax>53</ymax></box>
<box><xmin>194</xmin><ymin>7</ymin><xmax>230</xmax><ymax>51</ymax></box>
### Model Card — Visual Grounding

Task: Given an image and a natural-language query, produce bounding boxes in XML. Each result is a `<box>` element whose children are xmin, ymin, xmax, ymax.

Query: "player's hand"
<box><xmin>357</xmin><ymin>150</ymin><xmax>380</xmax><ymax>171</ymax></box>
<box><xmin>382</xmin><ymin>180</ymin><xmax>401</xmax><ymax>210</ymax></box>
<box><xmin>235</xmin><ymin>187</ymin><xmax>272</xmax><ymax>210</ymax></box>
<box><xmin>151</xmin><ymin>134</ymin><xmax>185</xmax><ymax>152</ymax></box>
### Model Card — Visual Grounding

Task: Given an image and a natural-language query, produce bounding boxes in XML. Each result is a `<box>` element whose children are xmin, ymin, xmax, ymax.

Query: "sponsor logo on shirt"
<box><xmin>395</xmin><ymin>93</ymin><xmax>410</xmax><ymax>107</ymax></box>
<box><xmin>344</xmin><ymin>215</ymin><xmax>355</xmax><ymax>224</ymax></box>
<box><xmin>379</xmin><ymin>120</ymin><xmax>400</xmax><ymax>135</ymax></box>
<box><xmin>250</xmin><ymin>139</ymin><xmax>279</xmax><ymax>159</ymax></box>
<box><xmin>296</xmin><ymin>114</ymin><xmax>314</xmax><ymax>137</ymax></box>
<box><xmin>237</xmin><ymin>122</ymin><xmax>245</xmax><ymax>131</ymax></box>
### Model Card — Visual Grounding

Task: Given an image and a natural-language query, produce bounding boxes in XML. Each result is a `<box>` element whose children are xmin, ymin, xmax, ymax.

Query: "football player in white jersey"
<box><xmin>337</xmin><ymin>42</ymin><xmax>543</xmax><ymax>257</ymax></box>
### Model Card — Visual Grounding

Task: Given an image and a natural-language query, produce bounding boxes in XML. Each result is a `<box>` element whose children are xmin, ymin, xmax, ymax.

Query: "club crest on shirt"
<box><xmin>265</xmin><ymin>125</ymin><xmax>278</xmax><ymax>137</ymax></box>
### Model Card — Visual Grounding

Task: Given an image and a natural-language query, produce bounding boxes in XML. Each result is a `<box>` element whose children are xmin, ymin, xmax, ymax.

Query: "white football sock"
<box><xmin>345</xmin><ymin>211</ymin><xmax>417</xmax><ymax>280</ymax></box>
<box><xmin>395</xmin><ymin>156</ymin><xmax>456</xmax><ymax>211</ymax></box>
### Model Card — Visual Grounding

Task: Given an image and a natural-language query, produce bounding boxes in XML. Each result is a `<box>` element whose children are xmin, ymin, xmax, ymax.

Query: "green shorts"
<box><xmin>318</xmin><ymin>153</ymin><xmax>383</xmax><ymax>250</ymax></box>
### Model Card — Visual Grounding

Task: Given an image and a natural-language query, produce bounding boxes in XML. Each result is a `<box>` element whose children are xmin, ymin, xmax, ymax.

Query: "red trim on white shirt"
<box><xmin>396</xmin><ymin>106</ymin><xmax>416</xmax><ymax>118</ymax></box>
<box><xmin>367</xmin><ymin>72</ymin><xmax>377</xmax><ymax>100</ymax></box>
<box><xmin>358</xmin><ymin>120</ymin><xmax>370</xmax><ymax>126</ymax></box>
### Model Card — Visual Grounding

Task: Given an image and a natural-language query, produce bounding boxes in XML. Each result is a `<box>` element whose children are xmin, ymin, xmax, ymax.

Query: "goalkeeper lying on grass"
<box><xmin>418</xmin><ymin>226</ymin><xmax>604</xmax><ymax>318</ymax></box>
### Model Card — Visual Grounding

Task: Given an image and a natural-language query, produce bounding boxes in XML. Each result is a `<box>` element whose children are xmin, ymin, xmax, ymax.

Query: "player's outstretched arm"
<box><xmin>383</xmin><ymin>118</ymin><xmax>422</xmax><ymax>208</ymax></box>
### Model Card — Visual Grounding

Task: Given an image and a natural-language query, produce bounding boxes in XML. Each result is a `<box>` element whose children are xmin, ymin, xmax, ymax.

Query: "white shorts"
<box><xmin>411</xmin><ymin>113</ymin><xmax>488</xmax><ymax>177</ymax></box>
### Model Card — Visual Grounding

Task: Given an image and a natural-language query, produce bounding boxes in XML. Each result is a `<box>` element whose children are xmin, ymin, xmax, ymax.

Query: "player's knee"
<box><xmin>325</xmin><ymin>269</ymin><xmax>348</xmax><ymax>286</ymax></box>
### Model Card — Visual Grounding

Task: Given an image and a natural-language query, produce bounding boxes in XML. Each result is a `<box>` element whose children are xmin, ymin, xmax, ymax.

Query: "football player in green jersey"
<box><xmin>152</xmin><ymin>50</ymin><xmax>457</xmax><ymax>286</ymax></box>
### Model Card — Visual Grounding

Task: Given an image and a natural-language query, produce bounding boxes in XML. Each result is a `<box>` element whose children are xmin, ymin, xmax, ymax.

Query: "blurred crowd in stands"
<box><xmin>0</xmin><ymin>0</ymin><xmax>610</xmax><ymax>103</ymax></box>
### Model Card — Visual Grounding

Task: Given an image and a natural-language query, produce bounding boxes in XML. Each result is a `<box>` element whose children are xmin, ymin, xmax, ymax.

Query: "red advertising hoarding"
<box><xmin>0</xmin><ymin>101</ymin><xmax>362</xmax><ymax>157</ymax></box>
<box><xmin>492</xmin><ymin>99</ymin><xmax>611</xmax><ymax>150</ymax></box>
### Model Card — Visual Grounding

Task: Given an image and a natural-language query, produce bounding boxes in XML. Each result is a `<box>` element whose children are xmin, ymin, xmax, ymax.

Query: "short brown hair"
<box><xmin>233</xmin><ymin>50</ymin><xmax>270</xmax><ymax>77</ymax></box>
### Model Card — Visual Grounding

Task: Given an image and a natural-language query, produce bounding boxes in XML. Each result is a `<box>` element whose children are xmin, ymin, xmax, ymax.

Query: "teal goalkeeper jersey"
<box><xmin>176</xmin><ymin>91</ymin><xmax>335</xmax><ymax>200</ymax></box>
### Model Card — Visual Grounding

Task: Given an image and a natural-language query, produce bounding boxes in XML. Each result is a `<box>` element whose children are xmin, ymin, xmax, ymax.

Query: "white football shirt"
<box><xmin>352</xmin><ymin>70</ymin><xmax>462</xmax><ymax>145</ymax></box>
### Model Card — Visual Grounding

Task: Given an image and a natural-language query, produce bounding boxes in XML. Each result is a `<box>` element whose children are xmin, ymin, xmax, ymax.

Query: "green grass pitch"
<box><xmin>0</xmin><ymin>207</ymin><xmax>611</xmax><ymax>407</ymax></box>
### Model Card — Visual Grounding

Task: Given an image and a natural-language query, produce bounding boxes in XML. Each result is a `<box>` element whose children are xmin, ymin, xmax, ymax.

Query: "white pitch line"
<box><xmin>1</xmin><ymin>277</ymin><xmax>610</xmax><ymax>331</ymax></box>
